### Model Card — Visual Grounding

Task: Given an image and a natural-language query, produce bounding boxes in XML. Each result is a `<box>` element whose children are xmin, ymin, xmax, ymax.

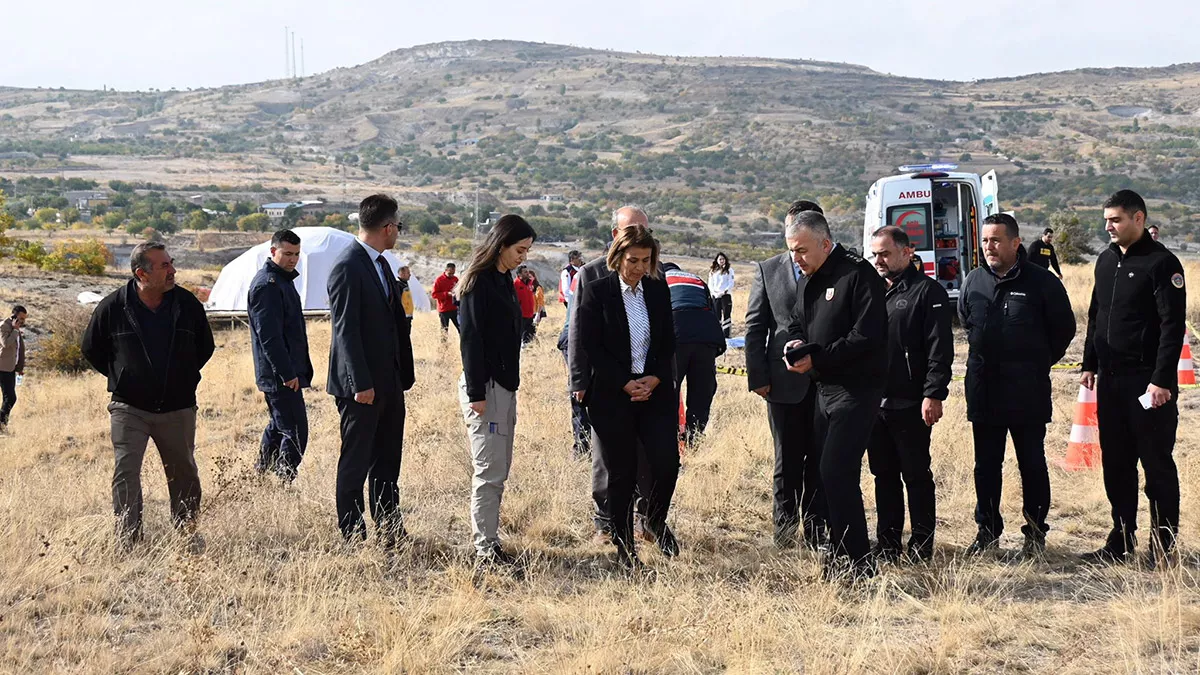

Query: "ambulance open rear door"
<box><xmin>880</xmin><ymin>178</ymin><xmax>935</xmax><ymax>280</ymax></box>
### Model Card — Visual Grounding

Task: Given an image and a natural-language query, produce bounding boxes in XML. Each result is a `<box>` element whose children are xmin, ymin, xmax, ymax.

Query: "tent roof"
<box><xmin>205</xmin><ymin>226</ymin><xmax>430</xmax><ymax>313</ymax></box>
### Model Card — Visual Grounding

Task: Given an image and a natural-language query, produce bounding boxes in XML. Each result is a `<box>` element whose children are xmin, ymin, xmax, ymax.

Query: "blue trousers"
<box><xmin>259</xmin><ymin>388</ymin><xmax>309</xmax><ymax>479</ymax></box>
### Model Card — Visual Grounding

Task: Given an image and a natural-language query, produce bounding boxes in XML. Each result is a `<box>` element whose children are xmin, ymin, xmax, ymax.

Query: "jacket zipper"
<box><xmin>1106</xmin><ymin>258</ymin><xmax>1121</xmax><ymax>350</ymax></box>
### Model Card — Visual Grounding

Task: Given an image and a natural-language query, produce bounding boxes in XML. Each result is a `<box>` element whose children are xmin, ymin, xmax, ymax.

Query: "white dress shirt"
<box><xmin>709</xmin><ymin>269</ymin><xmax>735</xmax><ymax>298</ymax></box>
<box><xmin>356</xmin><ymin>238</ymin><xmax>390</xmax><ymax>297</ymax></box>
<box><xmin>620</xmin><ymin>277</ymin><xmax>651</xmax><ymax>375</ymax></box>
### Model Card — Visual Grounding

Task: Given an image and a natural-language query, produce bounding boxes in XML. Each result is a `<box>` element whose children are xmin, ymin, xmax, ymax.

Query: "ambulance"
<box><xmin>861</xmin><ymin>164</ymin><xmax>1000</xmax><ymax>300</ymax></box>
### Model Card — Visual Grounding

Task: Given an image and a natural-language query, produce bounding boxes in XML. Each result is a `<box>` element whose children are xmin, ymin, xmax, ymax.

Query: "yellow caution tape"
<box><xmin>715</xmin><ymin>365</ymin><xmax>748</xmax><ymax>377</ymax></box>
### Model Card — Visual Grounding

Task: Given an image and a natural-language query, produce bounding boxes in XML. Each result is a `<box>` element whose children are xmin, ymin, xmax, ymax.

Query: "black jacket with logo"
<box><xmin>1082</xmin><ymin>230</ymin><xmax>1187</xmax><ymax>389</ymax></box>
<box><xmin>958</xmin><ymin>249</ymin><xmax>1076</xmax><ymax>423</ymax></box>
<box><xmin>883</xmin><ymin>263</ymin><xmax>954</xmax><ymax>405</ymax></box>
<box><xmin>81</xmin><ymin>279</ymin><xmax>216</xmax><ymax>413</ymax></box>
<box><xmin>248</xmin><ymin>259</ymin><xmax>313</xmax><ymax>393</ymax></box>
<box><xmin>786</xmin><ymin>245</ymin><xmax>889</xmax><ymax>390</ymax></box>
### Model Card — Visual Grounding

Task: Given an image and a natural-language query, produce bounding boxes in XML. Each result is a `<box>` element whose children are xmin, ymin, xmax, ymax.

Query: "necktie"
<box><xmin>376</xmin><ymin>255</ymin><xmax>393</xmax><ymax>302</ymax></box>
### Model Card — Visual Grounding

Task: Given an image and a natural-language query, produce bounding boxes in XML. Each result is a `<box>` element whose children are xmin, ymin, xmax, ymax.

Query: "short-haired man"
<box><xmin>1081</xmin><ymin>190</ymin><xmax>1187</xmax><ymax>567</ymax></box>
<box><xmin>866</xmin><ymin>226</ymin><xmax>953</xmax><ymax>563</ymax></box>
<box><xmin>431</xmin><ymin>262</ymin><xmax>460</xmax><ymax>337</ymax></box>
<box><xmin>326</xmin><ymin>194</ymin><xmax>415</xmax><ymax>544</ymax></box>
<box><xmin>248</xmin><ymin>229</ymin><xmax>313</xmax><ymax>481</ymax></box>
<box><xmin>514</xmin><ymin>265</ymin><xmax>537</xmax><ymax>343</ymax></box>
<box><xmin>958</xmin><ymin>213</ymin><xmax>1075</xmax><ymax>559</ymax></box>
<box><xmin>82</xmin><ymin>242</ymin><xmax>215</xmax><ymax>550</ymax></box>
<box><xmin>560</xmin><ymin>250</ymin><xmax>583</xmax><ymax>306</ymax></box>
<box><xmin>0</xmin><ymin>304</ymin><xmax>28</xmax><ymax>431</ymax></box>
<box><xmin>1027</xmin><ymin>228</ymin><xmax>1064</xmax><ymax>279</ymax></box>
<box><xmin>783</xmin><ymin>209</ymin><xmax>889</xmax><ymax>581</ymax></box>
<box><xmin>745</xmin><ymin>199</ymin><xmax>828</xmax><ymax>550</ymax></box>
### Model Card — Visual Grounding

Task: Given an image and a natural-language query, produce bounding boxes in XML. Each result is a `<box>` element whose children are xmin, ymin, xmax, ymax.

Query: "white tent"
<box><xmin>206</xmin><ymin>226</ymin><xmax>431</xmax><ymax>312</ymax></box>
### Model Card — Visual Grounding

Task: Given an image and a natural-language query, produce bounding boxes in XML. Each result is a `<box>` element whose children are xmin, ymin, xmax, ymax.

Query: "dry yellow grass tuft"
<box><xmin>0</xmin><ymin>262</ymin><xmax>1198</xmax><ymax>672</ymax></box>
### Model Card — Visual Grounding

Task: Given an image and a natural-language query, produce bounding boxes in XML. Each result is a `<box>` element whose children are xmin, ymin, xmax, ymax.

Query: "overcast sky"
<box><xmin>3</xmin><ymin>0</ymin><xmax>1197</xmax><ymax>91</ymax></box>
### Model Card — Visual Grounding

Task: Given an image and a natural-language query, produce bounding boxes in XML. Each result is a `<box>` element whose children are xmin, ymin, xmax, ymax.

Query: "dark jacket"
<box><xmin>745</xmin><ymin>252</ymin><xmax>811</xmax><ymax>404</ymax></box>
<box><xmin>663</xmin><ymin>264</ymin><xmax>726</xmax><ymax>351</ymax></box>
<box><xmin>576</xmin><ymin>271</ymin><xmax>677</xmax><ymax>406</ymax></box>
<box><xmin>786</xmin><ymin>245</ymin><xmax>889</xmax><ymax>390</ymax></box>
<box><xmin>566</xmin><ymin>255</ymin><xmax>619</xmax><ymax>392</ymax></box>
<box><xmin>958</xmin><ymin>249</ymin><xmax>1076</xmax><ymax>423</ymax></box>
<box><xmin>1027</xmin><ymin>240</ymin><xmax>1062</xmax><ymax>277</ymax></box>
<box><xmin>1082</xmin><ymin>230</ymin><xmax>1187</xmax><ymax>389</ymax></box>
<box><xmin>81</xmin><ymin>279</ymin><xmax>215</xmax><ymax>413</ymax></box>
<box><xmin>325</xmin><ymin>242</ymin><xmax>415</xmax><ymax>399</ymax></box>
<box><xmin>459</xmin><ymin>267</ymin><xmax>523</xmax><ymax>402</ymax></box>
<box><xmin>882</xmin><ymin>263</ymin><xmax>954</xmax><ymax>405</ymax></box>
<box><xmin>248</xmin><ymin>259</ymin><xmax>313</xmax><ymax>393</ymax></box>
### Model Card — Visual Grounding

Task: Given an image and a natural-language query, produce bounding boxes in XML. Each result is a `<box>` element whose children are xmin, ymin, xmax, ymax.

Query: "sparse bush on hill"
<box><xmin>37</xmin><ymin>305</ymin><xmax>93</xmax><ymax>373</ymax></box>
<box><xmin>39</xmin><ymin>239</ymin><xmax>113</xmax><ymax>275</ymax></box>
<box><xmin>1050</xmin><ymin>211</ymin><xmax>1097</xmax><ymax>264</ymax></box>
<box><xmin>12</xmin><ymin>240</ymin><xmax>46</xmax><ymax>265</ymax></box>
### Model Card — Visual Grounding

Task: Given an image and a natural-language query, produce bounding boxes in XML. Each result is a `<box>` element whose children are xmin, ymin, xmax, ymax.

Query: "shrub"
<box><xmin>39</xmin><ymin>239</ymin><xmax>113</xmax><ymax>276</ymax></box>
<box><xmin>13</xmin><ymin>240</ymin><xmax>46</xmax><ymax>265</ymax></box>
<box><xmin>38</xmin><ymin>305</ymin><xmax>93</xmax><ymax>373</ymax></box>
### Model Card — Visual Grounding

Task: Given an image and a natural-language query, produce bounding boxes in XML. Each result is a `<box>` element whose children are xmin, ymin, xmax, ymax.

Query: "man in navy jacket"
<box><xmin>249</xmin><ymin>229</ymin><xmax>314</xmax><ymax>481</ymax></box>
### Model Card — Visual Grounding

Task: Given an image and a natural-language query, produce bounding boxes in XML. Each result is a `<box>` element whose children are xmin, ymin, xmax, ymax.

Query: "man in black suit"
<box><xmin>327</xmin><ymin>194</ymin><xmax>416</xmax><ymax>544</ymax></box>
<box><xmin>745</xmin><ymin>200</ymin><xmax>827</xmax><ymax>551</ymax></box>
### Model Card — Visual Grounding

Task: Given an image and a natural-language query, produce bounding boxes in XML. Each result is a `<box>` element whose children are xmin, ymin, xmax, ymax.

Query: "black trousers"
<box><xmin>815</xmin><ymin>385</ymin><xmax>882</xmax><ymax>562</ymax></box>
<box><xmin>521</xmin><ymin>317</ymin><xmax>536</xmax><ymax>343</ymax></box>
<box><xmin>335</xmin><ymin>391</ymin><xmax>406</xmax><ymax>540</ymax></box>
<box><xmin>559</xmin><ymin>347</ymin><xmax>593</xmax><ymax>457</ymax></box>
<box><xmin>972</xmin><ymin>422</ymin><xmax>1050</xmax><ymax>538</ymax></box>
<box><xmin>588</xmin><ymin>387</ymin><xmax>679</xmax><ymax>547</ymax></box>
<box><xmin>0</xmin><ymin>370</ymin><xmax>15</xmax><ymax>425</ymax></box>
<box><xmin>675</xmin><ymin>343</ymin><xmax>719</xmax><ymax>441</ymax></box>
<box><xmin>439</xmin><ymin>310</ymin><xmax>459</xmax><ymax>333</ymax></box>
<box><xmin>1096</xmin><ymin>371</ymin><xmax>1180</xmax><ymax>552</ymax></box>
<box><xmin>715</xmin><ymin>295</ymin><xmax>733</xmax><ymax>337</ymax></box>
<box><xmin>258</xmin><ymin>388</ymin><xmax>309</xmax><ymax>478</ymax></box>
<box><xmin>867</xmin><ymin>405</ymin><xmax>935</xmax><ymax>554</ymax></box>
<box><xmin>766</xmin><ymin>395</ymin><xmax>826</xmax><ymax>538</ymax></box>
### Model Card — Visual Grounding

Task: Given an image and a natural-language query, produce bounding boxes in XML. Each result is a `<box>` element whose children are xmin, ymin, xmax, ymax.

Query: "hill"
<box><xmin>4</xmin><ymin>40</ymin><xmax>1200</xmax><ymax>245</ymax></box>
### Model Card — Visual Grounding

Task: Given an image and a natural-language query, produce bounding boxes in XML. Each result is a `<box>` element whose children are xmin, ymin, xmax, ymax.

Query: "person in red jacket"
<box><xmin>514</xmin><ymin>265</ymin><xmax>537</xmax><ymax>344</ymax></box>
<box><xmin>431</xmin><ymin>262</ymin><xmax>460</xmax><ymax>338</ymax></box>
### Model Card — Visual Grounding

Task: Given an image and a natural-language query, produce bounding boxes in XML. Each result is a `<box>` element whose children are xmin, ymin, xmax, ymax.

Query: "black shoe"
<box><xmin>650</xmin><ymin>522</ymin><xmax>680</xmax><ymax>558</ymax></box>
<box><xmin>774</xmin><ymin>521</ymin><xmax>800</xmax><ymax>550</ymax></box>
<box><xmin>1146</xmin><ymin>536</ymin><xmax>1179</xmax><ymax>571</ymax></box>
<box><xmin>377</xmin><ymin>522</ymin><xmax>409</xmax><ymax>550</ymax></box>
<box><xmin>476</xmin><ymin>545</ymin><xmax>518</xmax><ymax>568</ymax></box>
<box><xmin>906</xmin><ymin>545</ymin><xmax>934</xmax><ymax>564</ymax></box>
<box><xmin>614</xmin><ymin>542</ymin><xmax>644</xmax><ymax>572</ymax></box>
<box><xmin>1080</xmin><ymin>546</ymin><xmax>1130</xmax><ymax>566</ymax></box>
<box><xmin>1020</xmin><ymin>532</ymin><xmax>1046</xmax><ymax>560</ymax></box>
<box><xmin>821</xmin><ymin>554</ymin><xmax>877</xmax><ymax>583</ymax></box>
<box><xmin>872</xmin><ymin>544</ymin><xmax>902</xmax><ymax>564</ymax></box>
<box><xmin>805</xmin><ymin>527</ymin><xmax>831</xmax><ymax>553</ymax></box>
<box><xmin>965</xmin><ymin>532</ymin><xmax>1000</xmax><ymax>556</ymax></box>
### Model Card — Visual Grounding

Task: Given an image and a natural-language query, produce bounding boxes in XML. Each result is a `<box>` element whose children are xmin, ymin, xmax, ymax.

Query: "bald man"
<box><xmin>568</xmin><ymin>206</ymin><xmax>678</xmax><ymax>556</ymax></box>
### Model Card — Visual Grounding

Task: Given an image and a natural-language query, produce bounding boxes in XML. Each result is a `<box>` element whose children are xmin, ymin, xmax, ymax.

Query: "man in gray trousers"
<box><xmin>82</xmin><ymin>242</ymin><xmax>215</xmax><ymax>551</ymax></box>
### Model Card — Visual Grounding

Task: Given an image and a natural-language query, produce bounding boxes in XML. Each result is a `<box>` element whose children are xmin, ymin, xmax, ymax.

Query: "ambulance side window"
<box><xmin>887</xmin><ymin>204</ymin><xmax>933</xmax><ymax>250</ymax></box>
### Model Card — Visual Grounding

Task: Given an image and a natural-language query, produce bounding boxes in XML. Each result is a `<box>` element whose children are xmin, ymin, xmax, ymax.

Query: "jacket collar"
<box><xmin>889</xmin><ymin>261</ymin><xmax>924</xmax><ymax>293</ymax></box>
<box><xmin>1108</xmin><ymin>228</ymin><xmax>1155</xmax><ymax>258</ymax></box>
<box><xmin>984</xmin><ymin>245</ymin><xmax>1026</xmax><ymax>282</ymax></box>
<box><xmin>264</xmin><ymin>258</ymin><xmax>300</xmax><ymax>281</ymax></box>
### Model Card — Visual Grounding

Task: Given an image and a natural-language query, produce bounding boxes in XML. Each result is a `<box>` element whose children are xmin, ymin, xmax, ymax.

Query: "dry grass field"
<box><xmin>1</xmin><ymin>262</ymin><xmax>1199</xmax><ymax>673</ymax></box>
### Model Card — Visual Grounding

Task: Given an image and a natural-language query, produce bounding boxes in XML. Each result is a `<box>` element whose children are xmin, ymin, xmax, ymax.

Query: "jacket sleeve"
<box><xmin>458</xmin><ymin>287</ymin><xmax>489</xmax><ymax>402</ymax></box>
<box><xmin>1049</xmin><ymin>247</ymin><xmax>1063</xmax><ymax>277</ymax></box>
<box><xmin>743</xmin><ymin>262</ymin><xmax>773</xmax><ymax>392</ymax></box>
<box><xmin>81</xmin><ymin>304</ymin><xmax>111</xmax><ymax>377</ymax></box>
<box><xmin>1081</xmin><ymin>269</ymin><xmax>1100</xmax><ymax>373</ymax></box>
<box><xmin>16</xmin><ymin>331</ymin><xmax>24</xmax><ymax>373</ymax></box>
<box><xmin>810</xmin><ymin>270</ymin><xmax>888</xmax><ymax>375</ymax></box>
<box><xmin>957</xmin><ymin>276</ymin><xmax>970</xmax><ymax>328</ymax></box>
<box><xmin>328</xmin><ymin>262</ymin><xmax>373</xmax><ymax>393</ymax></box>
<box><xmin>248</xmin><ymin>282</ymin><xmax>295</xmax><ymax>383</ymax></box>
<box><xmin>566</xmin><ymin>268</ymin><xmax>592</xmax><ymax>392</ymax></box>
<box><xmin>1151</xmin><ymin>257</ymin><xmax>1187</xmax><ymax>389</ymax></box>
<box><xmin>650</xmin><ymin>284</ymin><xmax>677</xmax><ymax>387</ymax></box>
<box><xmin>922</xmin><ymin>283</ymin><xmax>954</xmax><ymax>400</ymax></box>
<box><xmin>1043</xmin><ymin>276</ymin><xmax>1077</xmax><ymax>365</ymax></box>
<box><xmin>577</xmin><ymin>279</ymin><xmax>627</xmax><ymax>392</ymax></box>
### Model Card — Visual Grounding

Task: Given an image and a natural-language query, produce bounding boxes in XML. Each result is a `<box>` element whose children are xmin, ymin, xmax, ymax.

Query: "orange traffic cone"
<box><xmin>1062</xmin><ymin>385</ymin><xmax>1100</xmax><ymax>471</ymax></box>
<box><xmin>1179</xmin><ymin>342</ymin><xmax>1196</xmax><ymax>386</ymax></box>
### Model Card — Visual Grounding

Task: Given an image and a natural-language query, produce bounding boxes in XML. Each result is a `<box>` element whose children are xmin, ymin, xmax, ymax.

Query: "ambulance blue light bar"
<box><xmin>898</xmin><ymin>163</ymin><xmax>958</xmax><ymax>173</ymax></box>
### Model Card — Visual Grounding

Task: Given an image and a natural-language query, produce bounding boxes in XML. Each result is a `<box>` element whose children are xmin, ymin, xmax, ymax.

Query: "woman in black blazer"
<box><xmin>575</xmin><ymin>224</ymin><xmax>679</xmax><ymax>569</ymax></box>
